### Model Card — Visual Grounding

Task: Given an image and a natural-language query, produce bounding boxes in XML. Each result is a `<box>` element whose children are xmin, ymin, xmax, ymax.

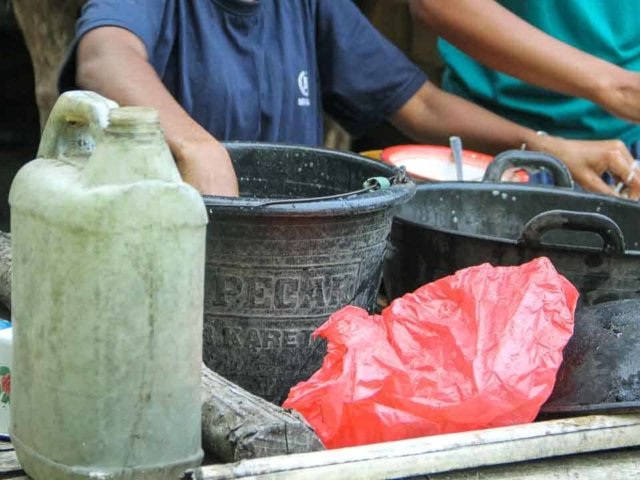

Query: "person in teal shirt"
<box><xmin>410</xmin><ymin>0</ymin><xmax>640</xmax><ymax>196</ymax></box>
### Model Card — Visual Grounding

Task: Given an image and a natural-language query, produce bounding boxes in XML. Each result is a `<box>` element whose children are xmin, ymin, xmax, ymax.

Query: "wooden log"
<box><xmin>200</xmin><ymin>365</ymin><xmax>324</xmax><ymax>463</ymax></box>
<box><xmin>190</xmin><ymin>414</ymin><xmax>640</xmax><ymax>479</ymax></box>
<box><xmin>0</xmin><ymin>232</ymin><xmax>10</xmax><ymax>312</ymax></box>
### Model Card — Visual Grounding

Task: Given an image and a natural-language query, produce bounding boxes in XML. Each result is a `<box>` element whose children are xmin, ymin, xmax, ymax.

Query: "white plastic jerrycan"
<box><xmin>9</xmin><ymin>91</ymin><xmax>207</xmax><ymax>480</ymax></box>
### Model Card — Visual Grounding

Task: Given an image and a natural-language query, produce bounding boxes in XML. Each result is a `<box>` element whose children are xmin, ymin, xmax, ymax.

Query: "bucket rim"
<box><xmin>203</xmin><ymin>142</ymin><xmax>416</xmax><ymax>217</ymax></box>
<box><xmin>392</xmin><ymin>181</ymin><xmax>640</xmax><ymax>255</ymax></box>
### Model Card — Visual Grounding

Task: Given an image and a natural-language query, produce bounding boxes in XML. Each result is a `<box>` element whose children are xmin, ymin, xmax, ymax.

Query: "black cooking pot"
<box><xmin>383</xmin><ymin>155</ymin><xmax>640</xmax><ymax>306</ymax></box>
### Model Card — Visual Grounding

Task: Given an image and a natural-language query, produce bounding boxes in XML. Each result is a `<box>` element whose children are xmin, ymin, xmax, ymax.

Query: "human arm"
<box><xmin>76</xmin><ymin>26</ymin><xmax>239</xmax><ymax>196</ymax></box>
<box><xmin>314</xmin><ymin>0</ymin><xmax>640</xmax><ymax>197</ymax></box>
<box><xmin>391</xmin><ymin>81</ymin><xmax>640</xmax><ymax>198</ymax></box>
<box><xmin>409</xmin><ymin>0</ymin><xmax>640</xmax><ymax>124</ymax></box>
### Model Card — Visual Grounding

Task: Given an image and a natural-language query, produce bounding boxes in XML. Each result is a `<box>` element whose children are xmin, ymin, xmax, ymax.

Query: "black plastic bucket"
<box><xmin>202</xmin><ymin>142</ymin><xmax>415</xmax><ymax>403</ymax></box>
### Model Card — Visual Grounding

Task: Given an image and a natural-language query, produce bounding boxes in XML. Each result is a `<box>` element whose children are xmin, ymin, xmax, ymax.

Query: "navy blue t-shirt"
<box><xmin>59</xmin><ymin>0</ymin><xmax>427</xmax><ymax>146</ymax></box>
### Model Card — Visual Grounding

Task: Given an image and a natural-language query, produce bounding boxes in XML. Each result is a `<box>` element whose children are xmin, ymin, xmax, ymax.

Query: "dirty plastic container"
<box><xmin>9</xmin><ymin>91</ymin><xmax>207</xmax><ymax>479</ymax></box>
<box><xmin>203</xmin><ymin>142</ymin><xmax>415</xmax><ymax>404</ymax></box>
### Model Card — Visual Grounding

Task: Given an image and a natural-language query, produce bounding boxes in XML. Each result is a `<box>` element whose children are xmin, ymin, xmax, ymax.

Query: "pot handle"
<box><xmin>517</xmin><ymin>210</ymin><xmax>626</xmax><ymax>255</ymax></box>
<box><xmin>483</xmin><ymin>150</ymin><xmax>574</xmax><ymax>188</ymax></box>
<box><xmin>37</xmin><ymin>91</ymin><xmax>119</xmax><ymax>162</ymax></box>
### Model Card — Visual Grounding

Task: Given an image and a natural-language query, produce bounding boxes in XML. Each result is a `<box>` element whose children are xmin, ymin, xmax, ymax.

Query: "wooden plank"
<box><xmin>428</xmin><ymin>449</ymin><xmax>640</xmax><ymax>480</ymax></box>
<box><xmin>0</xmin><ymin>442</ymin><xmax>14</xmax><ymax>453</ymax></box>
<box><xmin>0</xmin><ymin>449</ymin><xmax>23</xmax><ymax>478</ymax></box>
<box><xmin>191</xmin><ymin>415</ymin><xmax>640</xmax><ymax>480</ymax></box>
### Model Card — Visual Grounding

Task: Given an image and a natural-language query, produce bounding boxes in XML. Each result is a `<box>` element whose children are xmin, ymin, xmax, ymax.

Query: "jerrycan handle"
<box><xmin>37</xmin><ymin>91</ymin><xmax>119</xmax><ymax>161</ymax></box>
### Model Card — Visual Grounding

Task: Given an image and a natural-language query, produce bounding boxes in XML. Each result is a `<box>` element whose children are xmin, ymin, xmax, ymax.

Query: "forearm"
<box><xmin>409</xmin><ymin>0</ymin><xmax>619</xmax><ymax>103</ymax></box>
<box><xmin>390</xmin><ymin>82</ymin><xmax>640</xmax><ymax>198</ymax></box>
<box><xmin>76</xmin><ymin>27</ymin><xmax>238</xmax><ymax>196</ymax></box>
<box><xmin>391</xmin><ymin>82</ymin><xmax>542</xmax><ymax>154</ymax></box>
<box><xmin>77</xmin><ymin>28</ymin><xmax>219</xmax><ymax>164</ymax></box>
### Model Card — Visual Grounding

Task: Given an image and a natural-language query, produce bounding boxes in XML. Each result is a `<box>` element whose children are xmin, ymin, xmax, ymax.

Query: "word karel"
<box><xmin>221</xmin><ymin>326</ymin><xmax>317</xmax><ymax>350</ymax></box>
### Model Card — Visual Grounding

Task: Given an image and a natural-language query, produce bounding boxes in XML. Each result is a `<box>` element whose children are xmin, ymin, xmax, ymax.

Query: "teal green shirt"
<box><xmin>439</xmin><ymin>0</ymin><xmax>640</xmax><ymax>145</ymax></box>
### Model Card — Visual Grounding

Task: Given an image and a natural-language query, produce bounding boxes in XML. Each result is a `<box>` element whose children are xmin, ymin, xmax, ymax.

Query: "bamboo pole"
<box><xmin>430</xmin><ymin>449</ymin><xmax>640</xmax><ymax>480</ymax></box>
<box><xmin>191</xmin><ymin>415</ymin><xmax>640</xmax><ymax>480</ymax></box>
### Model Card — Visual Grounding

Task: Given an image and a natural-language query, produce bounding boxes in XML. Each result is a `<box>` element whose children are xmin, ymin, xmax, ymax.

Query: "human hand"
<box><xmin>593</xmin><ymin>69</ymin><xmax>640</xmax><ymax>125</ymax></box>
<box><xmin>174</xmin><ymin>137</ymin><xmax>239</xmax><ymax>197</ymax></box>
<box><xmin>534</xmin><ymin>136</ymin><xmax>640</xmax><ymax>200</ymax></box>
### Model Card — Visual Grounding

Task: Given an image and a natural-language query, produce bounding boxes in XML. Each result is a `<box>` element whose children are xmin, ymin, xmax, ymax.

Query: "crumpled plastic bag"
<box><xmin>284</xmin><ymin>257</ymin><xmax>578</xmax><ymax>449</ymax></box>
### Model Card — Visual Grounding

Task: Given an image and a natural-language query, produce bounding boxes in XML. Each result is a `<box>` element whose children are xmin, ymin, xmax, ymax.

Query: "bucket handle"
<box><xmin>483</xmin><ymin>150</ymin><xmax>574</xmax><ymax>188</ymax></box>
<box><xmin>255</xmin><ymin>170</ymin><xmax>405</xmax><ymax>207</ymax></box>
<box><xmin>517</xmin><ymin>209</ymin><xmax>626</xmax><ymax>255</ymax></box>
<box><xmin>37</xmin><ymin>91</ymin><xmax>118</xmax><ymax>162</ymax></box>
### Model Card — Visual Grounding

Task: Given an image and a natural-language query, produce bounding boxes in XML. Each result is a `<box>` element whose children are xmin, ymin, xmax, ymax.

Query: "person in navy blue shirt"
<box><xmin>60</xmin><ymin>0</ymin><xmax>640</xmax><ymax>197</ymax></box>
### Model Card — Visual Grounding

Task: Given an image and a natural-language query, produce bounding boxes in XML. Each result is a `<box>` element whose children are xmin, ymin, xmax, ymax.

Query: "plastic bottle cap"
<box><xmin>108</xmin><ymin>107</ymin><xmax>161</xmax><ymax>133</ymax></box>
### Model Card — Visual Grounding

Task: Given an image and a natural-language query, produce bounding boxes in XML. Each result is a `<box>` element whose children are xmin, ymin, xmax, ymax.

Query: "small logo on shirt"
<box><xmin>297</xmin><ymin>70</ymin><xmax>311</xmax><ymax>107</ymax></box>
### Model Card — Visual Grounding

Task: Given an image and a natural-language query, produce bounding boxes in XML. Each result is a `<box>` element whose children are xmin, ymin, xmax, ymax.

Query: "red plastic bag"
<box><xmin>284</xmin><ymin>257</ymin><xmax>578</xmax><ymax>449</ymax></box>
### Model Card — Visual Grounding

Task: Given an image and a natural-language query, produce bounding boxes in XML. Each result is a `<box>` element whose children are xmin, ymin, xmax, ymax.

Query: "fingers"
<box><xmin>627</xmin><ymin>175</ymin><xmax>640</xmax><ymax>200</ymax></box>
<box><xmin>604</xmin><ymin>148</ymin><xmax>640</xmax><ymax>200</ymax></box>
<box><xmin>546</xmin><ymin>137</ymin><xmax>640</xmax><ymax>200</ymax></box>
<box><xmin>606</xmin><ymin>147</ymin><xmax>634</xmax><ymax>179</ymax></box>
<box><xmin>576</xmin><ymin>169</ymin><xmax>620</xmax><ymax>198</ymax></box>
<box><xmin>622</xmin><ymin>159</ymin><xmax>640</xmax><ymax>201</ymax></box>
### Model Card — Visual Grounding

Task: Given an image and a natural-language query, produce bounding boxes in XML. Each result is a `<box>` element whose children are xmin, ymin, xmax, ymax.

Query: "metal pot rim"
<box><xmin>394</xmin><ymin>182</ymin><xmax>640</xmax><ymax>256</ymax></box>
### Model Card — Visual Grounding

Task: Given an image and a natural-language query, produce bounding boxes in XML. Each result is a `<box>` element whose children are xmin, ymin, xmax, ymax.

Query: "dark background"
<box><xmin>0</xmin><ymin>4</ymin><xmax>40</xmax><ymax>233</ymax></box>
